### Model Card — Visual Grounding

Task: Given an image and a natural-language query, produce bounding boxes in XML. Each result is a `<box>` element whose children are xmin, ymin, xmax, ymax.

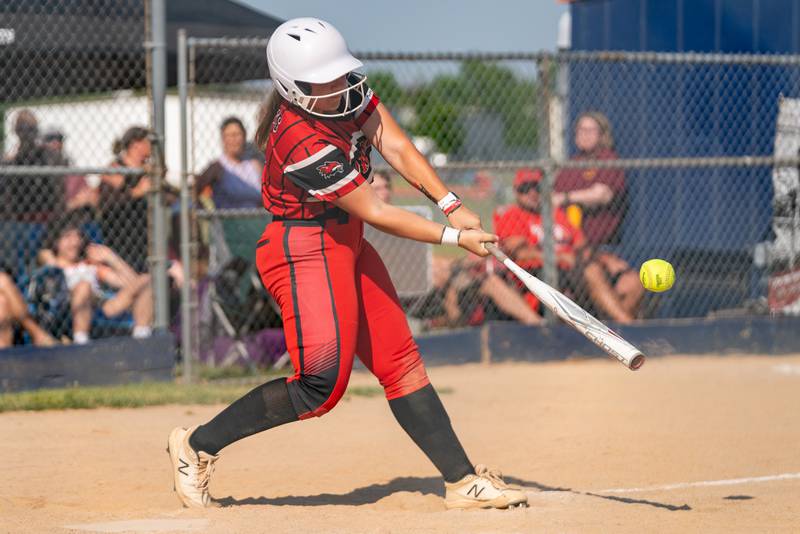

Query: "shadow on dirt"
<box><xmin>217</xmin><ymin>476</ymin><xmax>443</xmax><ymax>507</ymax></box>
<box><xmin>506</xmin><ymin>476</ymin><xmax>692</xmax><ymax>512</ymax></box>
<box><xmin>218</xmin><ymin>474</ymin><xmax>692</xmax><ymax>511</ymax></box>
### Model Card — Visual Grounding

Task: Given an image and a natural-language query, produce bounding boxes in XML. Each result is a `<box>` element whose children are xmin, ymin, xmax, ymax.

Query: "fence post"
<box><xmin>540</xmin><ymin>54</ymin><xmax>559</xmax><ymax>322</ymax></box>
<box><xmin>540</xmin><ymin>162</ymin><xmax>558</xmax><ymax>322</ymax></box>
<box><xmin>177</xmin><ymin>29</ymin><xmax>193</xmax><ymax>382</ymax></box>
<box><xmin>148</xmin><ymin>0</ymin><xmax>169</xmax><ymax>330</ymax></box>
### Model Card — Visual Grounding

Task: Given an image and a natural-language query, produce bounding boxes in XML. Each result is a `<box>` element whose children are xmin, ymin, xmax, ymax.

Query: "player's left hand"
<box><xmin>447</xmin><ymin>205</ymin><xmax>482</xmax><ymax>230</ymax></box>
<box><xmin>458</xmin><ymin>229</ymin><xmax>497</xmax><ymax>257</ymax></box>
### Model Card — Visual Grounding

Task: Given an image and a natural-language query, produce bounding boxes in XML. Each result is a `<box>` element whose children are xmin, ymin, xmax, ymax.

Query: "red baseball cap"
<box><xmin>513</xmin><ymin>168</ymin><xmax>543</xmax><ymax>189</ymax></box>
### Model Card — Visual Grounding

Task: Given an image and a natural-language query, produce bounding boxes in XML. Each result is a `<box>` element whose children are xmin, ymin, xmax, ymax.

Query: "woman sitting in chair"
<box><xmin>196</xmin><ymin>117</ymin><xmax>264</xmax><ymax>210</ymax></box>
<box><xmin>39</xmin><ymin>218</ymin><xmax>153</xmax><ymax>344</ymax></box>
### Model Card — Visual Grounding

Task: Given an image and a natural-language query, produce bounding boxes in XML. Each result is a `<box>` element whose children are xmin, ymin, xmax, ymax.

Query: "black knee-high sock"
<box><xmin>388</xmin><ymin>384</ymin><xmax>474</xmax><ymax>483</ymax></box>
<box><xmin>189</xmin><ymin>378</ymin><xmax>298</xmax><ymax>455</ymax></box>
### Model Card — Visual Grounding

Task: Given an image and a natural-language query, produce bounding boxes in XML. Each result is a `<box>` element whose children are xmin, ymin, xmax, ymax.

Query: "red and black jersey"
<box><xmin>262</xmin><ymin>83</ymin><xmax>380</xmax><ymax>220</ymax></box>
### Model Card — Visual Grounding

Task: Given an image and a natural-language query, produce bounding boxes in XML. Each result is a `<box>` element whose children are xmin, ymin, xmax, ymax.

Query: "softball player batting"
<box><xmin>168</xmin><ymin>17</ymin><xmax>527</xmax><ymax>510</ymax></box>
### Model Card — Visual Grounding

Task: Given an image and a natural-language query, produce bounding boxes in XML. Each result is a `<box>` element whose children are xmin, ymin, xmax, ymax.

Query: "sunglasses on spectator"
<box><xmin>515</xmin><ymin>182</ymin><xmax>539</xmax><ymax>194</ymax></box>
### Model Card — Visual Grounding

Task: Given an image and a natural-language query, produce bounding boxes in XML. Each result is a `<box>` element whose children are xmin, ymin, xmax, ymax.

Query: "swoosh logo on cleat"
<box><xmin>178</xmin><ymin>458</ymin><xmax>189</xmax><ymax>477</ymax></box>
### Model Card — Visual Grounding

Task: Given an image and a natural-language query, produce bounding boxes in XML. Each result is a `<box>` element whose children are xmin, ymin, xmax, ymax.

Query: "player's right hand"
<box><xmin>458</xmin><ymin>229</ymin><xmax>498</xmax><ymax>257</ymax></box>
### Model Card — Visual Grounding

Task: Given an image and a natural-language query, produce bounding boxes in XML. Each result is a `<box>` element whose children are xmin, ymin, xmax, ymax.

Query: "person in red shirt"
<box><xmin>372</xmin><ymin>172</ymin><xmax>541</xmax><ymax>328</ymax></box>
<box><xmin>167</xmin><ymin>18</ymin><xmax>526</xmax><ymax>511</ymax></box>
<box><xmin>552</xmin><ymin>112</ymin><xmax>643</xmax><ymax>323</ymax></box>
<box><xmin>494</xmin><ymin>168</ymin><xmax>585</xmax><ymax>311</ymax></box>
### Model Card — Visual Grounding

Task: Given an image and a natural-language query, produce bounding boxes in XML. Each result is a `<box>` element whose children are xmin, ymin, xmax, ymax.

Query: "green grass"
<box><xmin>0</xmin><ymin>380</ymin><xmax>382</xmax><ymax>413</ymax></box>
<box><xmin>194</xmin><ymin>364</ymin><xmax>287</xmax><ymax>382</ymax></box>
<box><xmin>0</xmin><ymin>378</ymin><xmax>452</xmax><ymax>413</ymax></box>
<box><xmin>0</xmin><ymin>381</ymin><xmax>252</xmax><ymax>413</ymax></box>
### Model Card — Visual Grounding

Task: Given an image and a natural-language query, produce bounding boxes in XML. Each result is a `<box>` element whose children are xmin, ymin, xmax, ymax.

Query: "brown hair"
<box><xmin>14</xmin><ymin>109</ymin><xmax>39</xmax><ymax>144</ymax></box>
<box><xmin>47</xmin><ymin>215</ymin><xmax>88</xmax><ymax>257</ymax></box>
<box><xmin>220</xmin><ymin>116</ymin><xmax>246</xmax><ymax>137</ymax></box>
<box><xmin>255</xmin><ymin>88</ymin><xmax>283</xmax><ymax>150</ymax></box>
<box><xmin>576</xmin><ymin>111</ymin><xmax>615</xmax><ymax>152</ymax></box>
<box><xmin>113</xmin><ymin>126</ymin><xmax>150</xmax><ymax>156</ymax></box>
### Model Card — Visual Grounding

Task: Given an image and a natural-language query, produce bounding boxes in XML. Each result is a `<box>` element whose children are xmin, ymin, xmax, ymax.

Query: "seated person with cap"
<box><xmin>493</xmin><ymin>168</ymin><xmax>587</xmax><ymax>313</ymax></box>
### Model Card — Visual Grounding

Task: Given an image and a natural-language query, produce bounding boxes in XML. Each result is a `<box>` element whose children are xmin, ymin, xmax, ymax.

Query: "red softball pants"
<box><xmin>256</xmin><ymin>211</ymin><xmax>430</xmax><ymax>419</ymax></box>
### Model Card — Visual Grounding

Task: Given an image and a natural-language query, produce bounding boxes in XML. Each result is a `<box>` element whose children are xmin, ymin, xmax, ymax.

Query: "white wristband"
<box><xmin>440</xmin><ymin>226</ymin><xmax>461</xmax><ymax>246</ymax></box>
<box><xmin>437</xmin><ymin>192</ymin><xmax>459</xmax><ymax>211</ymax></box>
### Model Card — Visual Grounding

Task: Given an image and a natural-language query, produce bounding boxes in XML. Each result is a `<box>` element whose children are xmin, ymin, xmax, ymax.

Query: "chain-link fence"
<box><xmin>0</xmin><ymin>1</ymin><xmax>164</xmax><ymax>349</ymax></box>
<box><xmin>177</xmin><ymin>38</ymin><xmax>274</xmax><ymax>371</ymax></box>
<box><xmin>4</xmin><ymin>8</ymin><xmax>799</xmax><ymax>373</ymax></box>
<box><xmin>179</xmin><ymin>37</ymin><xmax>800</xmax><ymax>370</ymax></box>
<box><xmin>561</xmin><ymin>52</ymin><xmax>800</xmax><ymax>322</ymax></box>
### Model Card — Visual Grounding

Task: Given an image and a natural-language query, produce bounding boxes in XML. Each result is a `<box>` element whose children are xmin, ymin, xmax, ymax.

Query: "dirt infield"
<box><xmin>2</xmin><ymin>354</ymin><xmax>799</xmax><ymax>533</ymax></box>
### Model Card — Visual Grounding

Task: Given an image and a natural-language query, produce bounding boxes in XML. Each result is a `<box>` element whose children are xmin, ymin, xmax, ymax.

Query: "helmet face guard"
<box><xmin>299</xmin><ymin>73</ymin><xmax>368</xmax><ymax>118</ymax></box>
<box><xmin>267</xmin><ymin>18</ymin><xmax>368</xmax><ymax>118</ymax></box>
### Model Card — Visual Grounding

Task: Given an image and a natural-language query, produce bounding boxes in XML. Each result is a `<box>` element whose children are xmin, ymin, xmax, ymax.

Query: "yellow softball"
<box><xmin>639</xmin><ymin>259</ymin><xmax>675</xmax><ymax>293</ymax></box>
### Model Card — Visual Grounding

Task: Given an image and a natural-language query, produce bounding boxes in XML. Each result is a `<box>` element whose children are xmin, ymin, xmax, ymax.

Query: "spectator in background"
<box><xmin>472</xmin><ymin>169</ymin><xmax>495</xmax><ymax>200</ymax></box>
<box><xmin>371</xmin><ymin>170</ymin><xmax>393</xmax><ymax>203</ymax></box>
<box><xmin>554</xmin><ymin>112</ymin><xmax>626</xmax><ymax>244</ymax></box>
<box><xmin>41</xmin><ymin>128</ymin><xmax>68</xmax><ymax>165</ymax></box>
<box><xmin>1</xmin><ymin>109</ymin><xmax>63</xmax><ymax>222</ymax></box>
<box><xmin>39</xmin><ymin>217</ymin><xmax>153</xmax><ymax>344</ymax></box>
<box><xmin>99</xmin><ymin>126</ymin><xmax>152</xmax><ymax>273</ymax></box>
<box><xmin>436</xmin><ymin>256</ymin><xmax>543</xmax><ymax>327</ymax></box>
<box><xmin>195</xmin><ymin>117</ymin><xmax>264</xmax><ymax>209</ymax></box>
<box><xmin>193</xmin><ymin>117</ymin><xmax>267</xmax><ymax>278</ymax></box>
<box><xmin>553</xmin><ymin>112</ymin><xmax>643</xmax><ymax>323</ymax></box>
<box><xmin>494</xmin><ymin>168</ymin><xmax>586</xmax><ymax>312</ymax></box>
<box><xmin>0</xmin><ymin>271</ymin><xmax>56</xmax><ymax>349</ymax></box>
<box><xmin>40</xmin><ymin>128</ymin><xmax>101</xmax><ymax>213</ymax></box>
<box><xmin>404</xmin><ymin>255</ymin><xmax>542</xmax><ymax>328</ymax></box>
<box><xmin>372</xmin><ymin>172</ymin><xmax>541</xmax><ymax>327</ymax></box>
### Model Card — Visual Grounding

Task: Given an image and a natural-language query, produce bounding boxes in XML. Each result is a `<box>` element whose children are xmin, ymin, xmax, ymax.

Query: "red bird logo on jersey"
<box><xmin>316</xmin><ymin>161</ymin><xmax>345</xmax><ymax>180</ymax></box>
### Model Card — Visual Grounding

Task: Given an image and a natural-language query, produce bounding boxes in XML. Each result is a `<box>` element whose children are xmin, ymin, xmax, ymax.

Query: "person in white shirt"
<box><xmin>40</xmin><ymin>219</ymin><xmax>153</xmax><ymax>344</ymax></box>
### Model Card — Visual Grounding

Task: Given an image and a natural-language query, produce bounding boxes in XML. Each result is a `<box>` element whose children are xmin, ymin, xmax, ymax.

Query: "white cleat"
<box><xmin>445</xmin><ymin>464</ymin><xmax>529</xmax><ymax>510</ymax></box>
<box><xmin>167</xmin><ymin>426</ymin><xmax>220</xmax><ymax>508</ymax></box>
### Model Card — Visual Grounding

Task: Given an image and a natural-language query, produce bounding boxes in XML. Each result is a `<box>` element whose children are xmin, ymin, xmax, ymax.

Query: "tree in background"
<box><xmin>368</xmin><ymin>61</ymin><xmax>539</xmax><ymax>156</ymax></box>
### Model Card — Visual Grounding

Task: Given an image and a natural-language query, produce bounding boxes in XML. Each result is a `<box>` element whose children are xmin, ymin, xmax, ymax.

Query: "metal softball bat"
<box><xmin>484</xmin><ymin>243</ymin><xmax>645</xmax><ymax>370</ymax></box>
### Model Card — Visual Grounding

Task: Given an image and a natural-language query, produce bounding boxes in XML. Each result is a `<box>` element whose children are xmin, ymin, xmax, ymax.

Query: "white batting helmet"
<box><xmin>267</xmin><ymin>18</ymin><xmax>367</xmax><ymax>118</ymax></box>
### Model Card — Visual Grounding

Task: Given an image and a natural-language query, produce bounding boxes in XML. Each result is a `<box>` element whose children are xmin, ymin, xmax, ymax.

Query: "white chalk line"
<box><xmin>594</xmin><ymin>472</ymin><xmax>800</xmax><ymax>494</ymax></box>
<box><xmin>773</xmin><ymin>363</ymin><xmax>800</xmax><ymax>376</ymax></box>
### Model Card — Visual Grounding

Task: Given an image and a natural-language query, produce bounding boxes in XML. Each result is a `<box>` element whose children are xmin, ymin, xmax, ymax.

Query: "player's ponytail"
<box><xmin>255</xmin><ymin>87</ymin><xmax>282</xmax><ymax>151</ymax></box>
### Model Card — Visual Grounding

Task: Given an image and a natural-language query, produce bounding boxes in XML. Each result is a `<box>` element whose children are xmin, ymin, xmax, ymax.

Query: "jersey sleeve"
<box><xmin>283</xmin><ymin>144</ymin><xmax>366</xmax><ymax>201</ymax></box>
